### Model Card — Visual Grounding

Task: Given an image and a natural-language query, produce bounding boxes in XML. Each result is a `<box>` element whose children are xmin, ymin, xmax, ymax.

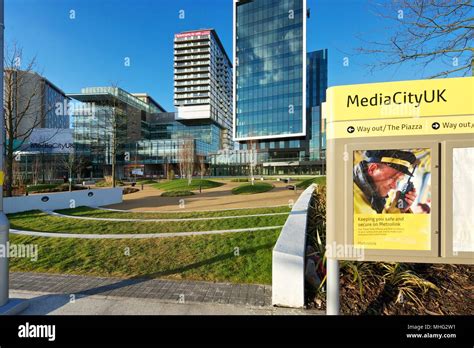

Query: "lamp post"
<box><xmin>0</xmin><ymin>0</ymin><xmax>28</xmax><ymax>314</ymax></box>
<box><xmin>0</xmin><ymin>0</ymin><xmax>8</xmax><ymax>308</ymax></box>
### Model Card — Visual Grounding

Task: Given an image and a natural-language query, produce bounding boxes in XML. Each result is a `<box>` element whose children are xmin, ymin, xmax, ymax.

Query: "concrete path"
<box><xmin>99</xmin><ymin>204</ymin><xmax>288</xmax><ymax>213</ymax></box>
<box><xmin>105</xmin><ymin>180</ymin><xmax>302</xmax><ymax>211</ymax></box>
<box><xmin>10</xmin><ymin>290</ymin><xmax>319</xmax><ymax>315</ymax></box>
<box><xmin>9</xmin><ymin>272</ymin><xmax>323</xmax><ymax>315</ymax></box>
<box><xmin>10</xmin><ymin>225</ymin><xmax>283</xmax><ymax>239</ymax></box>
<box><xmin>45</xmin><ymin>209</ymin><xmax>289</xmax><ymax>222</ymax></box>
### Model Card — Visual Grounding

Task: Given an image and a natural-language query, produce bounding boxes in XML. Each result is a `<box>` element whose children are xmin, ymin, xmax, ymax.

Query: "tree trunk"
<box><xmin>112</xmin><ymin>157</ymin><xmax>116</xmax><ymax>188</ymax></box>
<box><xmin>5</xmin><ymin>141</ymin><xmax>14</xmax><ymax>197</ymax></box>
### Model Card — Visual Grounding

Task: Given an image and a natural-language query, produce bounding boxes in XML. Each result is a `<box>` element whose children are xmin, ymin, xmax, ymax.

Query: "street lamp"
<box><xmin>0</xmin><ymin>0</ymin><xmax>29</xmax><ymax>314</ymax></box>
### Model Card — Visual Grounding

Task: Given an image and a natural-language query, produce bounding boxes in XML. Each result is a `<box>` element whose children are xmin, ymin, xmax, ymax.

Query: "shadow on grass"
<box><xmin>20</xmin><ymin>242</ymin><xmax>275</xmax><ymax>314</ymax></box>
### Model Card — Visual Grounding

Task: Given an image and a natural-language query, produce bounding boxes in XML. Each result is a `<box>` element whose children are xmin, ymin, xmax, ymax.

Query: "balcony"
<box><xmin>175</xmin><ymin>86</ymin><xmax>210</xmax><ymax>93</ymax></box>
<box><xmin>174</xmin><ymin>48</ymin><xmax>210</xmax><ymax>56</ymax></box>
<box><xmin>174</xmin><ymin>60</ymin><xmax>209</xmax><ymax>68</ymax></box>
<box><xmin>174</xmin><ymin>41</ymin><xmax>210</xmax><ymax>49</ymax></box>
<box><xmin>174</xmin><ymin>54</ymin><xmax>210</xmax><ymax>62</ymax></box>
<box><xmin>174</xmin><ymin>67</ymin><xmax>210</xmax><ymax>75</ymax></box>
<box><xmin>174</xmin><ymin>92</ymin><xmax>210</xmax><ymax>99</ymax></box>
<box><xmin>175</xmin><ymin>73</ymin><xmax>210</xmax><ymax>80</ymax></box>
<box><xmin>174</xmin><ymin>79</ymin><xmax>210</xmax><ymax>87</ymax></box>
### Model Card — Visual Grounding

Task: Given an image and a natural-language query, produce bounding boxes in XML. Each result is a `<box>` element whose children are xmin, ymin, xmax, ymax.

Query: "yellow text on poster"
<box><xmin>354</xmin><ymin>214</ymin><xmax>431</xmax><ymax>250</ymax></box>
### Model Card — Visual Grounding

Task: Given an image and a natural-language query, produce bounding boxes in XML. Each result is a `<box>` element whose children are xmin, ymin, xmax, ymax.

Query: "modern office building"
<box><xmin>174</xmin><ymin>29</ymin><xmax>233</xmax><ymax>149</ymax></box>
<box><xmin>69</xmin><ymin>86</ymin><xmax>224</xmax><ymax>178</ymax></box>
<box><xmin>307</xmin><ymin>49</ymin><xmax>328</xmax><ymax>161</ymax></box>
<box><xmin>4</xmin><ymin>70</ymin><xmax>70</xmax><ymax>142</ymax></box>
<box><xmin>234</xmin><ymin>0</ymin><xmax>306</xmax><ymax>141</ymax></box>
<box><xmin>211</xmin><ymin>0</ymin><xmax>327</xmax><ymax>175</ymax></box>
<box><xmin>4</xmin><ymin>70</ymin><xmax>72</xmax><ymax>184</ymax></box>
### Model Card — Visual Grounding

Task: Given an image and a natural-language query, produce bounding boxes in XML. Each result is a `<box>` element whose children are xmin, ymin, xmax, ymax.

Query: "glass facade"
<box><xmin>307</xmin><ymin>49</ymin><xmax>328</xmax><ymax>160</ymax></box>
<box><xmin>235</xmin><ymin>0</ymin><xmax>305</xmax><ymax>139</ymax></box>
<box><xmin>210</xmin><ymin>45</ymin><xmax>328</xmax><ymax>175</ymax></box>
<box><xmin>44</xmin><ymin>83</ymin><xmax>69</xmax><ymax>129</ymax></box>
<box><xmin>71</xmin><ymin>87</ymin><xmax>223</xmax><ymax>178</ymax></box>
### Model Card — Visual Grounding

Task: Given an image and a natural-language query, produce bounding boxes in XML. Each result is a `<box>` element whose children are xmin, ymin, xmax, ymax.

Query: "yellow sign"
<box><xmin>354</xmin><ymin>214</ymin><xmax>430</xmax><ymax>250</ymax></box>
<box><xmin>325</xmin><ymin>76</ymin><xmax>474</xmax><ymax>123</ymax></box>
<box><xmin>328</xmin><ymin>115</ymin><xmax>474</xmax><ymax>139</ymax></box>
<box><xmin>0</xmin><ymin>171</ymin><xmax>4</xmax><ymax>185</ymax></box>
<box><xmin>353</xmin><ymin>147</ymin><xmax>432</xmax><ymax>251</ymax></box>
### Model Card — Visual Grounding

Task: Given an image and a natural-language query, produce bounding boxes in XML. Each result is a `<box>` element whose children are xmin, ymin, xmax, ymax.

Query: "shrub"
<box><xmin>123</xmin><ymin>187</ymin><xmax>140</xmax><ymax>195</ymax></box>
<box><xmin>231</xmin><ymin>182</ymin><xmax>273</xmax><ymax>195</ymax></box>
<box><xmin>153</xmin><ymin>179</ymin><xmax>223</xmax><ymax>191</ymax></box>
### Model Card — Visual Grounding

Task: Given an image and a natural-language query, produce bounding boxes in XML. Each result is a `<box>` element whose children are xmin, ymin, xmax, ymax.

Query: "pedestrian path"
<box><xmin>100</xmin><ymin>204</ymin><xmax>288</xmax><ymax>213</ymax></box>
<box><xmin>10</xmin><ymin>272</ymin><xmax>272</xmax><ymax>308</ymax></box>
<box><xmin>10</xmin><ymin>225</ymin><xmax>283</xmax><ymax>239</ymax></box>
<box><xmin>45</xmin><ymin>209</ymin><xmax>289</xmax><ymax>222</ymax></box>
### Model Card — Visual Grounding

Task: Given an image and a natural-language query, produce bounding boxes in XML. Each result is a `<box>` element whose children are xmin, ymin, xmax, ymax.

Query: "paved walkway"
<box><xmin>10</xmin><ymin>272</ymin><xmax>272</xmax><ymax>307</ymax></box>
<box><xmin>45</xmin><ymin>209</ymin><xmax>289</xmax><ymax>222</ymax></box>
<box><xmin>105</xmin><ymin>180</ymin><xmax>302</xmax><ymax>211</ymax></box>
<box><xmin>10</xmin><ymin>290</ymin><xmax>320</xmax><ymax>315</ymax></box>
<box><xmin>9</xmin><ymin>272</ymin><xmax>323</xmax><ymax>315</ymax></box>
<box><xmin>10</xmin><ymin>225</ymin><xmax>283</xmax><ymax>239</ymax></box>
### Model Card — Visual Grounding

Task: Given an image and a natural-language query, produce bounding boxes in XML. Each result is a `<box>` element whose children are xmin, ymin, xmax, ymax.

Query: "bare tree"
<box><xmin>4</xmin><ymin>43</ymin><xmax>63</xmax><ymax>195</ymax></box>
<box><xmin>108</xmin><ymin>84</ymin><xmax>123</xmax><ymax>188</ymax></box>
<box><xmin>61</xmin><ymin>152</ymin><xmax>85</xmax><ymax>191</ymax></box>
<box><xmin>178</xmin><ymin>137</ymin><xmax>195</xmax><ymax>186</ymax></box>
<box><xmin>32</xmin><ymin>154</ymin><xmax>40</xmax><ymax>185</ymax></box>
<box><xmin>198</xmin><ymin>155</ymin><xmax>206</xmax><ymax>180</ymax></box>
<box><xmin>3</xmin><ymin>44</ymin><xmax>42</xmax><ymax>196</ymax></box>
<box><xmin>247</xmin><ymin>140</ymin><xmax>257</xmax><ymax>185</ymax></box>
<box><xmin>356</xmin><ymin>0</ymin><xmax>473</xmax><ymax>78</ymax></box>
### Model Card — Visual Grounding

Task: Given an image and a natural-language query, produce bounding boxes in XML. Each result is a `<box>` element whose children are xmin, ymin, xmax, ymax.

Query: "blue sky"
<box><xmin>5</xmin><ymin>0</ymin><xmax>457</xmax><ymax>111</ymax></box>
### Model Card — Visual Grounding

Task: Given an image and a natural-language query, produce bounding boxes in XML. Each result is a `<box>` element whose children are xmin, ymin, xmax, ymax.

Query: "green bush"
<box><xmin>95</xmin><ymin>180</ymin><xmax>125</xmax><ymax>187</ymax></box>
<box><xmin>296</xmin><ymin>176</ymin><xmax>326</xmax><ymax>189</ymax></box>
<box><xmin>231</xmin><ymin>182</ymin><xmax>273</xmax><ymax>195</ymax></box>
<box><xmin>26</xmin><ymin>184</ymin><xmax>58</xmax><ymax>193</ymax></box>
<box><xmin>26</xmin><ymin>184</ymin><xmax>87</xmax><ymax>193</ymax></box>
<box><xmin>161</xmin><ymin>190</ymin><xmax>195</xmax><ymax>197</ymax></box>
<box><xmin>153</xmin><ymin>179</ymin><xmax>223</xmax><ymax>191</ymax></box>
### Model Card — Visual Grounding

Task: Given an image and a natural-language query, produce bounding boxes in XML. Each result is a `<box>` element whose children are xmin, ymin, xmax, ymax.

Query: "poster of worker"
<box><xmin>353</xmin><ymin>149</ymin><xmax>432</xmax><ymax>250</ymax></box>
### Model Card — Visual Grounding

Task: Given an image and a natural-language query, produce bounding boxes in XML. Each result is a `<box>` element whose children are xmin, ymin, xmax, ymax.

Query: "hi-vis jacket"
<box><xmin>353</xmin><ymin>183</ymin><xmax>403</xmax><ymax>214</ymax></box>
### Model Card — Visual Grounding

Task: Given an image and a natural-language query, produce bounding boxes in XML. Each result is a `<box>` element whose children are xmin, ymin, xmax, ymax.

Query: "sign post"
<box><xmin>326</xmin><ymin>258</ymin><xmax>340</xmax><ymax>315</ymax></box>
<box><xmin>325</xmin><ymin>76</ymin><xmax>474</xmax><ymax>314</ymax></box>
<box><xmin>0</xmin><ymin>0</ymin><xmax>28</xmax><ymax>314</ymax></box>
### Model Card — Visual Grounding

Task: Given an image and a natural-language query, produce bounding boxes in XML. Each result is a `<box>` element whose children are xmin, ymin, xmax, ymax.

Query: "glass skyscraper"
<box><xmin>211</xmin><ymin>0</ymin><xmax>328</xmax><ymax>175</ymax></box>
<box><xmin>307</xmin><ymin>49</ymin><xmax>328</xmax><ymax>161</ymax></box>
<box><xmin>234</xmin><ymin>0</ymin><xmax>306</xmax><ymax>140</ymax></box>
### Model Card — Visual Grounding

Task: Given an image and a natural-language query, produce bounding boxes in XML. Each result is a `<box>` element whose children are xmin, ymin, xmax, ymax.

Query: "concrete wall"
<box><xmin>272</xmin><ymin>184</ymin><xmax>315</xmax><ymax>308</ymax></box>
<box><xmin>4</xmin><ymin>188</ymin><xmax>123</xmax><ymax>214</ymax></box>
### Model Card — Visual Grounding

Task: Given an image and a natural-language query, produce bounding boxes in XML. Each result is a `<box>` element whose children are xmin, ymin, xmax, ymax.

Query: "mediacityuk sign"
<box><xmin>175</xmin><ymin>30</ymin><xmax>211</xmax><ymax>39</ymax></box>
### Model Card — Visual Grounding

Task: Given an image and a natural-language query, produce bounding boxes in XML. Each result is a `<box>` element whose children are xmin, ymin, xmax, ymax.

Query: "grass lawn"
<box><xmin>296</xmin><ymin>176</ymin><xmax>326</xmax><ymax>189</ymax></box>
<box><xmin>8</xmin><ymin>210</ymin><xmax>287</xmax><ymax>234</ymax></box>
<box><xmin>232</xmin><ymin>182</ymin><xmax>273</xmax><ymax>195</ymax></box>
<box><xmin>9</xmin><ymin>229</ymin><xmax>280</xmax><ymax>284</ymax></box>
<box><xmin>161</xmin><ymin>190</ymin><xmax>195</xmax><ymax>197</ymax></box>
<box><xmin>56</xmin><ymin>206</ymin><xmax>291</xmax><ymax>219</ymax></box>
<box><xmin>152</xmin><ymin>179</ymin><xmax>224</xmax><ymax>191</ymax></box>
